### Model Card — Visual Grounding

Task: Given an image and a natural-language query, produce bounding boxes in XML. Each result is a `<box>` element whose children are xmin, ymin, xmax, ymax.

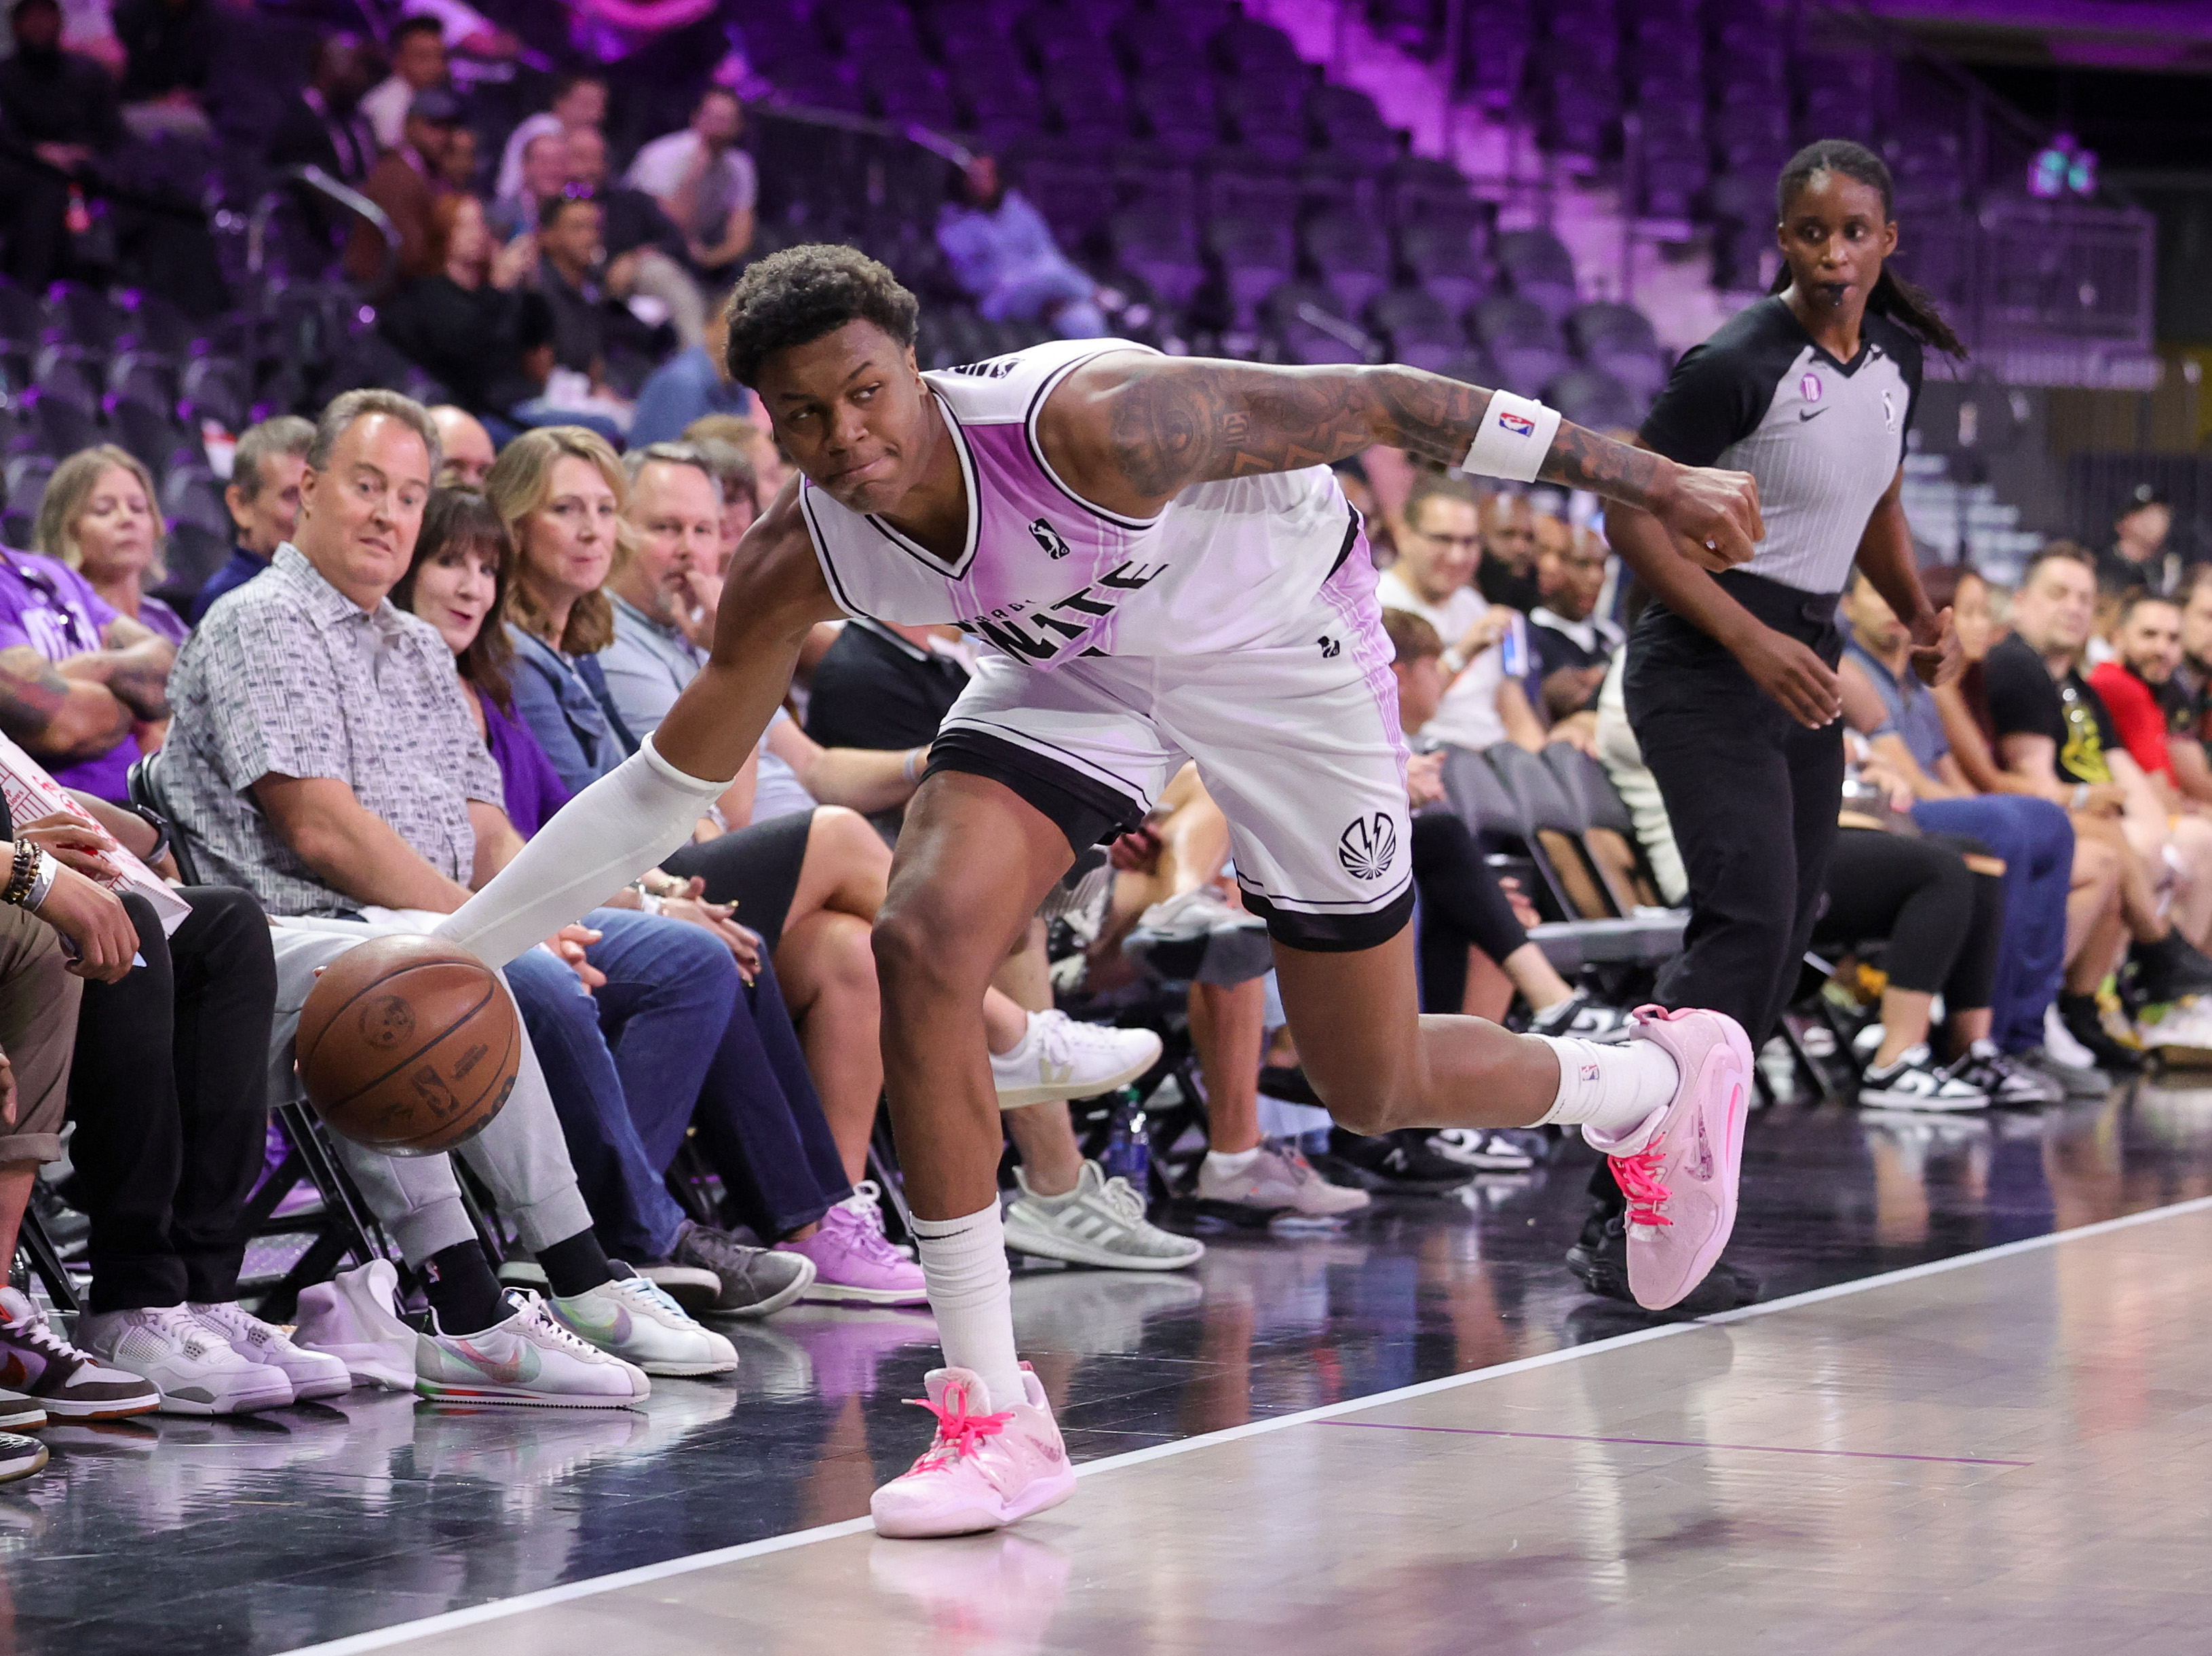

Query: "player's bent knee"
<box><xmin>871</xmin><ymin>900</ymin><xmax>997</xmax><ymax>1002</ymax></box>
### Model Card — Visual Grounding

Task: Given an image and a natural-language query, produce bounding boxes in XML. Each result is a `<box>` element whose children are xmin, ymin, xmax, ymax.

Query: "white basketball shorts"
<box><xmin>927</xmin><ymin>555</ymin><xmax>1413</xmax><ymax>952</ymax></box>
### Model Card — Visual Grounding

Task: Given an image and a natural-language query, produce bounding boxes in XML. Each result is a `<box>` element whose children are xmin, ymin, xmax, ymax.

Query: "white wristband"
<box><xmin>1461</xmin><ymin>391</ymin><xmax>1562</xmax><ymax>484</ymax></box>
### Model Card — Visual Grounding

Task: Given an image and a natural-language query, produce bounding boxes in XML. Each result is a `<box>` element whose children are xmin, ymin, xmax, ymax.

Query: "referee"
<box><xmin>1571</xmin><ymin>140</ymin><xmax>1964</xmax><ymax>1310</ymax></box>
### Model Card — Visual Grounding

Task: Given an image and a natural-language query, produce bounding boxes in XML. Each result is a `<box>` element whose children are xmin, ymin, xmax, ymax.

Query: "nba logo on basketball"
<box><xmin>1498</xmin><ymin>411</ymin><xmax>1536</xmax><ymax>438</ymax></box>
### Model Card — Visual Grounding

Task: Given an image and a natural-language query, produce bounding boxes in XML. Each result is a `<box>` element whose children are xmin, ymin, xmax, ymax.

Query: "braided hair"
<box><xmin>1768</xmin><ymin>139</ymin><xmax>1967</xmax><ymax>360</ymax></box>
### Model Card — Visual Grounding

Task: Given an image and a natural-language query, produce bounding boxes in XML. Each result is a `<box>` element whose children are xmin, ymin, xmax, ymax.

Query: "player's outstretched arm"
<box><xmin>436</xmin><ymin>483</ymin><xmax>843</xmax><ymax>969</ymax></box>
<box><xmin>1047</xmin><ymin>354</ymin><xmax>1764</xmax><ymax>567</ymax></box>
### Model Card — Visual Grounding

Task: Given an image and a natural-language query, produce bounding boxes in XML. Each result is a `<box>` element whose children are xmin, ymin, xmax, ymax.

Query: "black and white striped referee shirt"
<box><xmin>1638</xmin><ymin>296</ymin><xmax>1923</xmax><ymax>597</ymax></box>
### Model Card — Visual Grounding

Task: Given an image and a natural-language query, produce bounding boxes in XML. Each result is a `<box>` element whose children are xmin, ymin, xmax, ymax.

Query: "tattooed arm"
<box><xmin>50</xmin><ymin>618</ymin><xmax>175</xmax><ymax>721</ymax></box>
<box><xmin>1041</xmin><ymin>354</ymin><xmax>1765</xmax><ymax>570</ymax></box>
<box><xmin>0</xmin><ymin>646</ymin><xmax>135</xmax><ymax>759</ymax></box>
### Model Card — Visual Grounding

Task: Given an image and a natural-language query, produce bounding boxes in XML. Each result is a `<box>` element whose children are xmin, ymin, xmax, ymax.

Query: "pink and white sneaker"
<box><xmin>870</xmin><ymin>1363</ymin><xmax>1077</xmax><ymax>1539</ymax></box>
<box><xmin>1583</xmin><ymin>1005</ymin><xmax>1752</xmax><ymax>1312</ymax></box>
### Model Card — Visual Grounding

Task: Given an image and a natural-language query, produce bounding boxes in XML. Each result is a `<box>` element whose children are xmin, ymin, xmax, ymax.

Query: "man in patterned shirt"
<box><xmin>161</xmin><ymin>390</ymin><xmax>747</xmax><ymax>1404</ymax></box>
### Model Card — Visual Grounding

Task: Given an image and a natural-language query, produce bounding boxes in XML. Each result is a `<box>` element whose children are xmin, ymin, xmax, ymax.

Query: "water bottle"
<box><xmin>1101</xmin><ymin>1088</ymin><xmax>1149</xmax><ymax>1188</ymax></box>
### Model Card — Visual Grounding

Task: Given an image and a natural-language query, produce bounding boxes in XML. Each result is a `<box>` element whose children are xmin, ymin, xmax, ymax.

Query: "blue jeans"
<box><xmin>516</xmin><ymin>909</ymin><xmax>854</xmax><ymax>1255</ymax></box>
<box><xmin>686</xmin><ymin>956</ymin><xmax>854</xmax><ymax>1239</ymax></box>
<box><xmin>1911</xmin><ymin>796</ymin><xmax>2074</xmax><ymax>1052</ymax></box>
<box><xmin>508</xmin><ymin>907</ymin><xmax>725</xmax><ymax>1262</ymax></box>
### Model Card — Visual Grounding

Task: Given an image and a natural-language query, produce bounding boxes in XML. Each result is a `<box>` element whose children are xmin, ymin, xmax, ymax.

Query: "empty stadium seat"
<box><xmin>1301</xmin><ymin>211</ymin><xmax>1393</xmax><ymax>316</ymax></box>
<box><xmin>1493</xmin><ymin>229</ymin><xmax>1580</xmax><ymax>321</ymax></box>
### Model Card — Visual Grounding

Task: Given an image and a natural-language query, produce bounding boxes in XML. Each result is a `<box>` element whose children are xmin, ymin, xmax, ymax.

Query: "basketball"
<box><xmin>296</xmin><ymin>936</ymin><xmax>521</xmax><ymax>1157</ymax></box>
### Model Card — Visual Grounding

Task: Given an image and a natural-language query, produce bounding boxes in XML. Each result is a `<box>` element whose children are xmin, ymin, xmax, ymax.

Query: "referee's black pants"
<box><xmin>1625</xmin><ymin>571</ymin><xmax>1846</xmax><ymax>1048</ymax></box>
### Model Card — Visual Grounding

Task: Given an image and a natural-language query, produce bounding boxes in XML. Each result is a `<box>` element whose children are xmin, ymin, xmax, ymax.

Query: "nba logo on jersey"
<box><xmin>1497</xmin><ymin>410</ymin><xmax>1536</xmax><ymax>438</ymax></box>
<box><xmin>1801</xmin><ymin>371</ymin><xmax>1823</xmax><ymax>402</ymax></box>
<box><xmin>1028</xmin><ymin>518</ymin><xmax>1071</xmax><ymax>560</ymax></box>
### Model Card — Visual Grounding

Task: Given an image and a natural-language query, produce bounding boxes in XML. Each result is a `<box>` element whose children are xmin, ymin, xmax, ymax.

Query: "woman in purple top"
<box><xmin>395</xmin><ymin>487</ymin><xmax>919</xmax><ymax>1302</ymax></box>
<box><xmin>0</xmin><ymin>538</ymin><xmax>175</xmax><ymax>805</ymax></box>
<box><xmin>35</xmin><ymin>445</ymin><xmax>188</xmax><ymax>645</ymax></box>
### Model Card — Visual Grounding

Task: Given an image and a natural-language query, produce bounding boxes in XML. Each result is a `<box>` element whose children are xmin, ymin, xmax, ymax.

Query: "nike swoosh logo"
<box><xmin>1799</xmin><ymin>409</ymin><xmax>1827</xmax><ymax>421</ymax></box>
<box><xmin>1688</xmin><ymin>1106</ymin><xmax>1715</xmax><ymax>1180</ymax></box>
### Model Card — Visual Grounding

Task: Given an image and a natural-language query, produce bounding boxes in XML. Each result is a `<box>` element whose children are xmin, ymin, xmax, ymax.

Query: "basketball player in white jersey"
<box><xmin>437</xmin><ymin>246</ymin><xmax>1769</xmax><ymax>1538</ymax></box>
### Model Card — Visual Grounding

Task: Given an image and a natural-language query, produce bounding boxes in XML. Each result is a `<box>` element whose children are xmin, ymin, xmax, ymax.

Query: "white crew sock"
<box><xmin>1529</xmin><ymin>1035</ymin><xmax>1680</xmax><ymax>1145</ymax></box>
<box><xmin>909</xmin><ymin>1201</ymin><xmax>1025</xmax><ymax>1412</ymax></box>
<box><xmin>1205</xmin><ymin>1146</ymin><xmax>1261</xmax><ymax>1178</ymax></box>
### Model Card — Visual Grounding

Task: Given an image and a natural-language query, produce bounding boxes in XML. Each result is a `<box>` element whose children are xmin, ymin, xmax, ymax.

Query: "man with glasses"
<box><xmin>1376</xmin><ymin>472</ymin><xmax>1546</xmax><ymax>752</ymax></box>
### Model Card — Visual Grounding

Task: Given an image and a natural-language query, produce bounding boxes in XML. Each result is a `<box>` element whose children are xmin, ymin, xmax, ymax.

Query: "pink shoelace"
<box><xmin>1611</xmin><ymin>1137</ymin><xmax>1674</xmax><ymax>1228</ymax></box>
<box><xmin>904</xmin><ymin>1382</ymin><xmax>1015</xmax><ymax>1471</ymax></box>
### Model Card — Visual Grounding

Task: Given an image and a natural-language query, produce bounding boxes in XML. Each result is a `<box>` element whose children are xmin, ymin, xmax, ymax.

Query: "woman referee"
<box><xmin>1571</xmin><ymin>140</ymin><xmax>1965</xmax><ymax>1309</ymax></box>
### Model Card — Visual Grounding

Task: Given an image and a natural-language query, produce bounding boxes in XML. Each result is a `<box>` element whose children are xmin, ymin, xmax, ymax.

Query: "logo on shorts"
<box><xmin>1497</xmin><ymin>411</ymin><xmax>1536</xmax><ymax>438</ymax></box>
<box><xmin>1337</xmin><ymin>813</ymin><xmax>1398</xmax><ymax>880</ymax></box>
<box><xmin>1318</xmin><ymin>635</ymin><xmax>1341</xmax><ymax>658</ymax></box>
<box><xmin>1028</xmin><ymin>517</ymin><xmax>1071</xmax><ymax>559</ymax></box>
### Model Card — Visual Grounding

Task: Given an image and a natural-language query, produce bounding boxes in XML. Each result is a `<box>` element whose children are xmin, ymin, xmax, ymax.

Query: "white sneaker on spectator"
<box><xmin>1528</xmin><ymin>990</ymin><xmax>1635</xmax><ymax>1044</ymax></box>
<box><xmin>75</xmin><ymin>1304</ymin><xmax>294</xmax><ymax>1416</ymax></box>
<box><xmin>550</xmin><ymin>1271</ymin><xmax>739</xmax><ymax>1377</ymax></box>
<box><xmin>416</xmin><ymin>1290</ymin><xmax>649</xmax><ymax>1409</ymax></box>
<box><xmin>1858</xmin><ymin>1045</ymin><xmax>1988</xmax><ymax>1112</ymax></box>
<box><xmin>496</xmin><ymin>1258</ymin><xmax>725</xmax><ymax>1316</ymax></box>
<box><xmin>1194</xmin><ymin>1142</ymin><xmax>1370</xmax><ymax>1220</ymax></box>
<box><xmin>1122</xmin><ymin>889</ymin><xmax>1273</xmax><ymax>986</ymax></box>
<box><xmin>1428</xmin><ymin>1127</ymin><xmax>1544</xmax><ymax>1171</ymax></box>
<box><xmin>991</xmin><ymin>1011</ymin><xmax>1162</xmax><ymax>1108</ymax></box>
<box><xmin>1003</xmin><ymin>1161</ymin><xmax>1205</xmax><ymax>1271</ymax></box>
<box><xmin>188</xmin><ymin>1300</ymin><xmax>353</xmax><ymax>1400</ymax></box>
<box><xmin>292</xmin><ymin>1260</ymin><xmax>417</xmax><ymax>1392</ymax></box>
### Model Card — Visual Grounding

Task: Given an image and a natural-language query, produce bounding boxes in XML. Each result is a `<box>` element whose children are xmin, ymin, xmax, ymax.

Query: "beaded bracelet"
<box><xmin>0</xmin><ymin>842</ymin><xmax>36</xmax><ymax>907</ymax></box>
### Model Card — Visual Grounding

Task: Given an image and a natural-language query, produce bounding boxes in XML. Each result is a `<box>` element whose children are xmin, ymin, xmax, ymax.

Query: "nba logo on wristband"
<box><xmin>1498</xmin><ymin>410</ymin><xmax>1536</xmax><ymax>438</ymax></box>
<box><xmin>1462</xmin><ymin>391</ymin><xmax>1559</xmax><ymax>483</ymax></box>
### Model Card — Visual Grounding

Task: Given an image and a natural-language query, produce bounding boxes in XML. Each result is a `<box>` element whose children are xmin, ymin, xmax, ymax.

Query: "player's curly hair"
<box><xmin>722</xmin><ymin>244</ymin><xmax>920</xmax><ymax>388</ymax></box>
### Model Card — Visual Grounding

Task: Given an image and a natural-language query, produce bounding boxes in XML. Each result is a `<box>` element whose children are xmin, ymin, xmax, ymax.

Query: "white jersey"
<box><xmin>795</xmin><ymin>339</ymin><xmax>1365</xmax><ymax>671</ymax></box>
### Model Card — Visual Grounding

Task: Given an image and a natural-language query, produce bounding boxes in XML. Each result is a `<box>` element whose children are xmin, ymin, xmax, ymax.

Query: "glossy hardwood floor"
<box><xmin>24</xmin><ymin>1078</ymin><xmax>2212</xmax><ymax>1655</ymax></box>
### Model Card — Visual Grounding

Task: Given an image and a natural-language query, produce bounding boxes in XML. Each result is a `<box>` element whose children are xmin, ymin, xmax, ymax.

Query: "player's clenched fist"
<box><xmin>1657</xmin><ymin>466</ymin><xmax>1764</xmax><ymax>572</ymax></box>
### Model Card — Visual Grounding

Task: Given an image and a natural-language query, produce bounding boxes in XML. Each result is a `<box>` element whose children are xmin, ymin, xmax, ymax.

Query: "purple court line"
<box><xmin>1319</xmin><ymin>1420</ymin><xmax>2030</xmax><ymax>1467</ymax></box>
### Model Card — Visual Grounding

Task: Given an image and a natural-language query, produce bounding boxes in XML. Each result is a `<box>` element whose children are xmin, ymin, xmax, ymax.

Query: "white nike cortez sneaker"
<box><xmin>188</xmin><ymin>1301</ymin><xmax>354</xmax><ymax>1400</ymax></box>
<box><xmin>292</xmin><ymin>1259</ymin><xmax>417</xmax><ymax>1392</ymax></box>
<box><xmin>871</xmin><ymin>1363</ymin><xmax>1077</xmax><ymax>1539</ymax></box>
<box><xmin>990</xmin><ymin>1011</ymin><xmax>1162</xmax><ymax>1108</ymax></box>
<box><xmin>415</xmin><ymin>1289</ymin><xmax>649</xmax><ymax>1408</ymax></box>
<box><xmin>1582</xmin><ymin>1005</ymin><xmax>1751</xmax><ymax>1312</ymax></box>
<box><xmin>549</xmin><ymin>1271</ymin><xmax>739</xmax><ymax>1377</ymax></box>
<box><xmin>74</xmin><ymin>1304</ymin><xmax>294</xmax><ymax>1416</ymax></box>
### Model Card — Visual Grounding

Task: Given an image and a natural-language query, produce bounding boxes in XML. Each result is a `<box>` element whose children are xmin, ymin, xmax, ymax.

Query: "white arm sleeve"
<box><xmin>434</xmin><ymin>736</ymin><xmax>729</xmax><ymax>968</ymax></box>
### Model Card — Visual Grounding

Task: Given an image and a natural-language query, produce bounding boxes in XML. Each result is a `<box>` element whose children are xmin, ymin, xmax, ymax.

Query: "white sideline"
<box><xmin>281</xmin><ymin>1193</ymin><xmax>2212</xmax><ymax>1655</ymax></box>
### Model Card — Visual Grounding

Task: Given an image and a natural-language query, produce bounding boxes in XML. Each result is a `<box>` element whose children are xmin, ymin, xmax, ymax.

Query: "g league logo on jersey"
<box><xmin>1337</xmin><ymin>812</ymin><xmax>1398</xmax><ymax>880</ymax></box>
<box><xmin>1028</xmin><ymin>518</ymin><xmax>1071</xmax><ymax>559</ymax></box>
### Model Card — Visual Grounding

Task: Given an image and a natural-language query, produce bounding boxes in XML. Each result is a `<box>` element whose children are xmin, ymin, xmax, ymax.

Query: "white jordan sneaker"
<box><xmin>74</xmin><ymin>1304</ymin><xmax>294</xmax><ymax>1416</ymax></box>
<box><xmin>549</xmin><ymin>1271</ymin><xmax>740</xmax><ymax>1377</ymax></box>
<box><xmin>991</xmin><ymin>1011</ymin><xmax>1162</xmax><ymax>1108</ymax></box>
<box><xmin>189</xmin><ymin>1300</ymin><xmax>353</xmax><ymax>1400</ymax></box>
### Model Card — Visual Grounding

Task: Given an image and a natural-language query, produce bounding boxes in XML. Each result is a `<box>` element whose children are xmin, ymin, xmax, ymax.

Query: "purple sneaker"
<box><xmin>777</xmin><ymin>1183</ymin><xmax>930</xmax><ymax>1307</ymax></box>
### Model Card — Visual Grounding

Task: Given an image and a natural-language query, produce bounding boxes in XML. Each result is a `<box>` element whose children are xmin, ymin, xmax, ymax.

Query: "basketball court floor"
<box><xmin>31</xmin><ymin>1083</ymin><xmax>2212</xmax><ymax>1655</ymax></box>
